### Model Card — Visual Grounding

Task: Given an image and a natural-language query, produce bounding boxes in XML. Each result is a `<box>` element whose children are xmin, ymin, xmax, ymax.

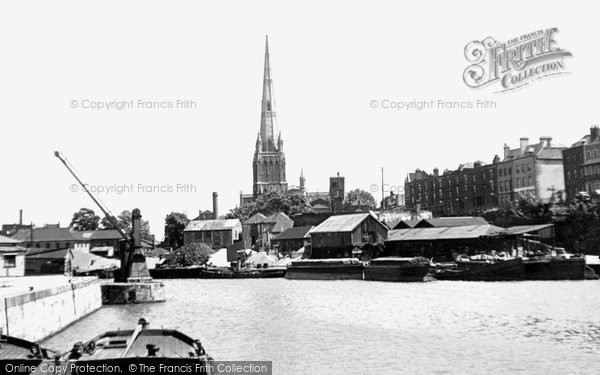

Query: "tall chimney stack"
<box><xmin>503</xmin><ymin>144</ymin><xmax>509</xmax><ymax>159</ymax></box>
<box><xmin>19</xmin><ymin>209</ymin><xmax>23</xmax><ymax>225</ymax></box>
<box><xmin>212</xmin><ymin>192</ymin><xmax>219</xmax><ymax>219</ymax></box>
<box><xmin>519</xmin><ymin>137</ymin><xmax>529</xmax><ymax>153</ymax></box>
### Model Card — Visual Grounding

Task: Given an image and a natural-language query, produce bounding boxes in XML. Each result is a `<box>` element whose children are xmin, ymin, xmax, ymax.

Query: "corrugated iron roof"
<box><xmin>310</xmin><ymin>212</ymin><xmax>379</xmax><ymax>233</ymax></box>
<box><xmin>273</xmin><ymin>226</ymin><xmax>313</xmax><ymax>240</ymax></box>
<box><xmin>503</xmin><ymin>224</ymin><xmax>554</xmax><ymax>235</ymax></box>
<box><xmin>393</xmin><ymin>220</ymin><xmax>420</xmax><ymax>229</ymax></box>
<box><xmin>416</xmin><ymin>217</ymin><xmax>489</xmax><ymax>228</ymax></box>
<box><xmin>184</xmin><ymin>219</ymin><xmax>241</xmax><ymax>231</ymax></box>
<box><xmin>386</xmin><ymin>225</ymin><xmax>505</xmax><ymax>242</ymax></box>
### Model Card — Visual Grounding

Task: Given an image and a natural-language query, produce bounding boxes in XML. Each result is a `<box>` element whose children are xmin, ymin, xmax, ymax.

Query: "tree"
<box><xmin>70</xmin><ymin>208</ymin><xmax>100</xmax><ymax>231</ymax></box>
<box><xmin>164</xmin><ymin>212</ymin><xmax>190</xmax><ymax>249</ymax></box>
<box><xmin>225</xmin><ymin>189</ymin><xmax>312</xmax><ymax>220</ymax></box>
<box><xmin>100</xmin><ymin>210</ymin><xmax>152</xmax><ymax>242</ymax></box>
<box><xmin>345</xmin><ymin>189</ymin><xmax>376</xmax><ymax>209</ymax></box>
<box><xmin>161</xmin><ymin>243</ymin><xmax>214</xmax><ymax>268</ymax></box>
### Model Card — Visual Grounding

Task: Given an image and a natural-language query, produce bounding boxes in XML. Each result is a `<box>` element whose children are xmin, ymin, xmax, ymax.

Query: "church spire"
<box><xmin>260</xmin><ymin>35</ymin><xmax>279</xmax><ymax>152</ymax></box>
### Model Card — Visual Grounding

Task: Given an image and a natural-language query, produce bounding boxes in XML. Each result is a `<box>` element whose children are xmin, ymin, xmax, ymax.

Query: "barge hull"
<box><xmin>364</xmin><ymin>264</ymin><xmax>430</xmax><ymax>282</ymax></box>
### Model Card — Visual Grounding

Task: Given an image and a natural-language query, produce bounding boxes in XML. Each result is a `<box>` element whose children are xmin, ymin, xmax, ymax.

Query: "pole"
<box><xmin>381</xmin><ymin>167</ymin><xmax>385</xmax><ymax>210</ymax></box>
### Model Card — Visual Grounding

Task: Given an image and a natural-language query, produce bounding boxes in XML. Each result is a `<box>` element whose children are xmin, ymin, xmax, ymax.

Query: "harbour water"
<box><xmin>43</xmin><ymin>279</ymin><xmax>600</xmax><ymax>374</ymax></box>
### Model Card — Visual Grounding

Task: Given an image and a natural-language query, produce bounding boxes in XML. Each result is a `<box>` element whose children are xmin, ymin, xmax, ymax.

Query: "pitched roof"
<box><xmin>0</xmin><ymin>245</ymin><xmax>27</xmax><ymax>253</ymax></box>
<box><xmin>25</xmin><ymin>248</ymin><xmax>69</xmax><ymax>259</ymax></box>
<box><xmin>310</xmin><ymin>212</ymin><xmax>381</xmax><ymax>233</ymax></box>
<box><xmin>244</xmin><ymin>213</ymin><xmax>267</xmax><ymax>225</ymax></box>
<box><xmin>503</xmin><ymin>224</ymin><xmax>554</xmax><ymax>235</ymax></box>
<box><xmin>11</xmin><ymin>227</ymin><xmax>86</xmax><ymax>242</ymax></box>
<box><xmin>79</xmin><ymin>230</ymin><xmax>123</xmax><ymax>240</ymax></box>
<box><xmin>0</xmin><ymin>234</ymin><xmax>20</xmax><ymax>244</ymax></box>
<box><xmin>415</xmin><ymin>217</ymin><xmax>489</xmax><ymax>228</ymax></box>
<box><xmin>386</xmin><ymin>225</ymin><xmax>505</xmax><ymax>242</ymax></box>
<box><xmin>264</xmin><ymin>212</ymin><xmax>292</xmax><ymax>223</ymax></box>
<box><xmin>184</xmin><ymin>219</ymin><xmax>241</xmax><ymax>231</ymax></box>
<box><xmin>273</xmin><ymin>226</ymin><xmax>313</xmax><ymax>240</ymax></box>
<box><xmin>393</xmin><ymin>220</ymin><xmax>420</xmax><ymax>229</ymax></box>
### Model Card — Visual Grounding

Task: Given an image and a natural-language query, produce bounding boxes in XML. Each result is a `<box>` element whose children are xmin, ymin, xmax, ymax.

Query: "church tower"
<box><xmin>253</xmin><ymin>36</ymin><xmax>288</xmax><ymax>197</ymax></box>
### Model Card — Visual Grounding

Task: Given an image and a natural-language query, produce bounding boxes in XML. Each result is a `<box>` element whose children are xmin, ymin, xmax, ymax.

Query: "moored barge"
<box><xmin>433</xmin><ymin>257</ymin><xmax>525</xmax><ymax>281</ymax></box>
<box><xmin>524</xmin><ymin>256</ymin><xmax>586</xmax><ymax>280</ymax></box>
<box><xmin>364</xmin><ymin>257</ymin><xmax>430</xmax><ymax>282</ymax></box>
<box><xmin>285</xmin><ymin>258</ymin><xmax>364</xmax><ymax>280</ymax></box>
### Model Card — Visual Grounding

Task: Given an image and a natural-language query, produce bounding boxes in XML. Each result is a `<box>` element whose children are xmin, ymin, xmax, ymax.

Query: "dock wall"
<box><xmin>0</xmin><ymin>278</ymin><xmax>102</xmax><ymax>341</ymax></box>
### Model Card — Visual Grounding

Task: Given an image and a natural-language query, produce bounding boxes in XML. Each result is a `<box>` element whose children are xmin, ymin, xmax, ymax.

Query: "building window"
<box><xmin>527</xmin><ymin>163</ymin><xmax>531</xmax><ymax>171</ymax></box>
<box><xmin>3</xmin><ymin>255</ymin><xmax>16</xmax><ymax>268</ymax></box>
<box><xmin>499</xmin><ymin>169</ymin><xmax>503</xmax><ymax>177</ymax></box>
<box><xmin>516</xmin><ymin>165</ymin><xmax>520</xmax><ymax>173</ymax></box>
<box><xmin>508</xmin><ymin>167</ymin><xmax>512</xmax><ymax>175</ymax></box>
<box><xmin>528</xmin><ymin>176</ymin><xmax>532</xmax><ymax>186</ymax></box>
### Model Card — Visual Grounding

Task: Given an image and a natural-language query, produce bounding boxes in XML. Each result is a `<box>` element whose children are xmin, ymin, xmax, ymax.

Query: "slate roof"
<box><xmin>386</xmin><ymin>225</ymin><xmax>505</xmax><ymax>242</ymax></box>
<box><xmin>11</xmin><ymin>227</ymin><xmax>86</xmax><ymax>242</ymax></box>
<box><xmin>79</xmin><ymin>230</ymin><xmax>122</xmax><ymax>240</ymax></box>
<box><xmin>184</xmin><ymin>219</ymin><xmax>241</xmax><ymax>232</ymax></box>
<box><xmin>310</xmin><ymin>212</ymin><xmax>381</xmax><ymax>233</ymax></box>
<box><xmin>273</xmin><ymin>226</ymin><xmax>313</xmax><ymax>240</ymax></box>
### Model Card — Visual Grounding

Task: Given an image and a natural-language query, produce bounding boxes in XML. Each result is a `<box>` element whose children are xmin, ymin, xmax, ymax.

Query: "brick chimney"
<box><xmin>433</xmin><ymin>168</ymin><xmax>439</xmax><ymax>176</ymax></box>
<box><xmin>212</xmin><ymin>192</ymin><xmax>219</xmax><ymax>219</ymax></box>
<box><xmin>520</xmin><ymin>137</ymin><xmax>529</xmax><ymax>153</ymax></box>
<box><xmin>503</xmin><ymin>144</ymin><xmax>509</xmax><ymax>159</ymax></box>
<box><xmin>591</xmin><ymin>126</ymin><xmax>599</xmax><ymax>141</ymax></box>
<box><xmin>19</xmin><ymin>209</ymin><xmax>22</xmax><ymax>225</ymax></box>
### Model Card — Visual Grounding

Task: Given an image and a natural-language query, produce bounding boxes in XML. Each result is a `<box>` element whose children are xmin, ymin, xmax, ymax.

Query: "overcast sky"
<box><xmin>1</xmin><ymin>1</ymin><xmax>598</xmax><ymax>240</ymax></box>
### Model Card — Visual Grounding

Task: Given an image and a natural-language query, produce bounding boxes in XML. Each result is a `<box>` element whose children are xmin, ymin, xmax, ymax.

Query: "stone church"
<box><xmin>240</xmin><ymin>37</ymin><xmax>345</xmax><ymax>213</ymax></box>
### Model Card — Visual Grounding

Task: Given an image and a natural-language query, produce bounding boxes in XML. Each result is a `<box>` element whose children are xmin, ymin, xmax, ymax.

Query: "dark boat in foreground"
<box><xmin>200</xmin><ymin>266</ymin><xmax>286</xmax><ymax>279</ymax></box>
<box><xmin>433</xmin><ymin>257</ymin><xmax>524</xmax><ymax>281</ymax></box>
<box><xmin>0</xmin><ymin>333</ymin><xmax>58</xmax><ymax>373</ymax></box>
<box><xmin>285</xmin><ymin>258</ymin><xmax>364</xmax><ymax>280</ymax></box>
<box><xmin>364</xmin><ymin>257</ymin><xmax>431</xmax><ymax>282</ymax></box>
<box><xmin>61</xmin><ymin>318</ymin><xmax>213</xmax><ymax>375</ymax></box>
<box><xmin>524</xmin><ymin>256</ymin><xmax>586</xmax><ymax>280</ymax></box>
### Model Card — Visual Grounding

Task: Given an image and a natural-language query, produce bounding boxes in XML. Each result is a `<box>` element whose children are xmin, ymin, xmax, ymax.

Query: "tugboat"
<box><xmin>61</xmin><ymin>318</ymin><xmax>213</xmax><ymax>375</ymax></box>
<box><xmin>0</xmin><ymin>330</ymin><xmax>58</xmax><ymax>373</ymax></box>
<box><xmin>364</xmin><ymin>257</ymin><xmax>431</xmax><ymax>282</ymax></box>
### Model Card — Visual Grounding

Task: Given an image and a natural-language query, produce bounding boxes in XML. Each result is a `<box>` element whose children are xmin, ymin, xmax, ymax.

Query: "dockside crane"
<box><xmin>54</xmin><ymin>151</ymin><xmax>144</xmax><ymax>281</ymax></box>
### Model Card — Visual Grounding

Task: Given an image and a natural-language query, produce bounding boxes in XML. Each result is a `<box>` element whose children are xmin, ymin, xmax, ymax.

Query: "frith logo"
<box><xmin>463</xmin><ymin>28</ymin><xmax>573</xmax><ymax>92</ymax></box>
